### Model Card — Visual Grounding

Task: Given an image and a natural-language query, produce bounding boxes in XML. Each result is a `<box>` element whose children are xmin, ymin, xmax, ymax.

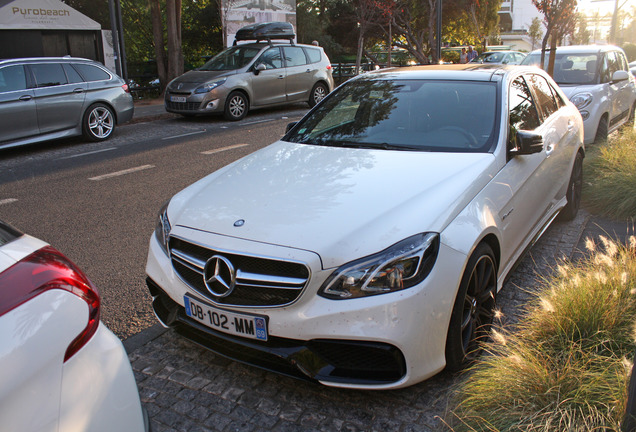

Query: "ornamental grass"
<box><xmin>445</xmin><ymin>235</ymin><xmax>636</xmax><ymax>431</ymax></box>
<box><xmin>583</xmin><ymin>128</ymin><xmax>636</xmax><ymax>220</ymax></box>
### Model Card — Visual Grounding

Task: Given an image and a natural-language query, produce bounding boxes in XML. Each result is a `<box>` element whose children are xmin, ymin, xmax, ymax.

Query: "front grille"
<box><xmin>165</xmin><ymin>101</ymin><xmax>201</xmax><ymax>111</ymax></box>
<box><xmin>169</xmin><ymin>236</ymin><xmax>310</xmax><ymax>307</ymax></box>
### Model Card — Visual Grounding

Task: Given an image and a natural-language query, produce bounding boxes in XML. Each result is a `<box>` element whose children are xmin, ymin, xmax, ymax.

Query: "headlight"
<box><xmin>570</xmin><ymin>93</ymin><xmax>593</xmax><ymax>110</ymax></box>
<box><xmin>154</xmin><ymin>200</ymin><xmax>171</xmax><ymax>256</ymax></box>
<box><xmin>318</xmin><ymin>233</ymin><xmax>439</xmax><ymax>300</ymax></box>
<box><xmin>194</xmin><ymin>79</ymin><xmax>227</xmax><ymax>94</ymax></box>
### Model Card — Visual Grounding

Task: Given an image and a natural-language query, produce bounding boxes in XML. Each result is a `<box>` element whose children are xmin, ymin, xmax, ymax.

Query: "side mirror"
<box><xmin>285</xmin><ymin>121</ymin><xmax>298</xmax><ymax>134</ymax></box>
<box><xmin>254</xmin><ymin>63</ymin><xmax>267</xmax><ymax>75</ymax></box>
<box><xmin>612</xmin><ymin>70</ymin><xmax>629</xmax><ymax>83</ymax></box>
<box><xmin>511</xmin><ymin>130</ymin><xmax>543</xmax><ymax>155</ymax></box>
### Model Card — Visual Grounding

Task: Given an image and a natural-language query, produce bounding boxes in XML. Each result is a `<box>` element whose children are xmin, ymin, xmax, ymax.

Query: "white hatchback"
<box><xmin>146</xmin><ymin>65</ymin><xmax>584</xmax><ymax>389</ymax></box>
<box><xmin>0</xmin><ymin>221</ymin><xmax>147</xmax><ymax>431</ymax></box>
<box><xmin>522</xmin><ymin>45</ymin><xmax>636</xmax><ymax>144</ymax></box>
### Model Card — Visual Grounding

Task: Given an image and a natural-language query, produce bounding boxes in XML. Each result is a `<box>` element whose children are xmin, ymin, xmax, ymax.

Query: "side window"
<box><xmin>73</xmin><ymin>63</ymin><xmax>111</xmax><ymax>82</ymax></box>
<box><xmin>601</xmin><ymin>54</ymin><xmax>611</xmax><ymax>83</ymax></box>
<box><xmin>616</xmin><ymin>51</ymin><xmax>628</xmax><ymax>71</ymax></box>
<box><xmin>304</xmin><ymin>47</ymin><xmax>322</xmax><ymax>64</ymax></box>
<box><xmin>63</xmin><ymin>63</ymin><xmax>84</xmax><ymax>84</ymax></box>
<box><xmin>528</xmin><ymin>74</ymin><xmax>558</xmax><ymax>119</ymax></box>
<box><xmin>549</xmin><ymin>83</ymin><xmax>566</xmax><ymax>108</ymax></box>
<box><xmin>257</xmin><ymin>48</ymin><xmax>282</xmax><ymax>70</ymax></box>
<box><xmin>0</xmin><ymin>65</ymin><xmax>27</xmax><ymax>93</ymax></box>
<box><xmin>283</xmin><ymin>47</ymin><xmax>308</xmax><ymax>67</ymax></box>
<box><xmin>31</xmin><ymin>63</ymin><xmax>68</xmax><ymax>87</ymax></box>
<box><xmin>509</xmin><ymin>76</ymin><xmax>541</xmax><ymax>147</ymax></box>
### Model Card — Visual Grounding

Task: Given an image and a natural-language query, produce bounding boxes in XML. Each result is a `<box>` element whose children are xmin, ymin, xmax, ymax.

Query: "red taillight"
<box><xmin>0</xmin><ymin>246</ymin><xmax>100</xmax><ymax>362</ymax></box>
<box><xmin>326</xmin><ymin>64</ymin><xmax>332</xmax><ymax>70</ymax></box>
<box><xmin>122</xmin><ymin>83</ymin><xmax>130</xmax><ymax>93</ymax></box>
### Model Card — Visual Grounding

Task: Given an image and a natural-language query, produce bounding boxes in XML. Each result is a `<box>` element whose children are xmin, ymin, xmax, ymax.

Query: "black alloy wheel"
<box><xmin>558</xmin><ymin>152</ymin><xmax>583</xmax><ymax>221</ymax></box>
<box><xmin>445</xmin><ymin>243</ymin><xmax>497</xmax><ymax>371</ymax></box>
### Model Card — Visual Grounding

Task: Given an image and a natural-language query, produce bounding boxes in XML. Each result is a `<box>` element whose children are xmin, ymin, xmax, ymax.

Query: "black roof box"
<box><xmin>234</xmin><ymin>22</ymin><xmax>295</xmax><ymax>44</ymax></box>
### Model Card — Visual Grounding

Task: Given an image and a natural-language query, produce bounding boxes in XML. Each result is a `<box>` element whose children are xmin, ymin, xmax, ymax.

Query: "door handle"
<box><xmin>546</xmin><ymin>143</ymin><xmax>555</xmax><ymax>155</ymax></box>
<box><xmin>567</xmin><ymin>120</ymin><xmax>574</xmax><ymax>131</ymax></box>
<box><xmin>278</xmin><ymin>75</ymin><xmax>284</xmax><ymax>79</ymax></box>
<box><xmin>73</xmin><ymin>88</ymin><xmax>84</xmax><ymax>93</ymax></box>
<box><xmin>18</xmin><ymin>95</ymin><xmax>32</xmax><ymax>101</ymax></box>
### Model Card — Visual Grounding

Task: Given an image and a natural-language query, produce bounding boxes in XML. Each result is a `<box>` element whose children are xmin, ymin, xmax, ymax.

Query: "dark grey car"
<box><xmin>0</xmin><ymin>57</ymin><xmax>134</xmax><ymax>150</ymax></box>
<box><xmin>165</xmin><ymin>42</ymin><xmax>334</xmax><ymax>121</ymax></box>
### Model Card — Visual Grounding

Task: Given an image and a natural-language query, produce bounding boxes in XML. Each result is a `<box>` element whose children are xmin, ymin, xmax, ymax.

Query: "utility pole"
<box><xmin>108</xmin><ymin>0</ymin><xmax>127</xmax><ymax>79</ymax></box>
<box><xmin>436</xmin><ymin>0</ymin><xmax>442</xmax><ymax>62</ymax></box>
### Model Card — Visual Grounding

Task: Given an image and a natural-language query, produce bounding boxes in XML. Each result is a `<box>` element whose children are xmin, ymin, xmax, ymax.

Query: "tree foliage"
<box><xmin>532</xmin><ymin>0</ymin><xmax>578</xmax><ymax>75</ymax></box>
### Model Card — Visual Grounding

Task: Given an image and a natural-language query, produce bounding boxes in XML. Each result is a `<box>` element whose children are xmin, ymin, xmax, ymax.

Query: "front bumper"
<box><xmin>164</xmin><ymin>92</ymin><xmax>222</xmax><ymax>114</ymax></box>
<box><xmin>145</xmin><ymin>228</ymin><xmax>467</xmax><ymax>389</ymax></box>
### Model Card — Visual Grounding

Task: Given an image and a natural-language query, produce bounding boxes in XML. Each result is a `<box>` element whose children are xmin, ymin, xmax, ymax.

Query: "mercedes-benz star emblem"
<box><xmin>203</xmin><ymin>255</ymin><xmax>236</xmax><ymax>298</ymax></box>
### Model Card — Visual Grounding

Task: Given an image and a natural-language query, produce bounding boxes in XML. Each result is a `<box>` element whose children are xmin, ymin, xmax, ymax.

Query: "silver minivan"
<box><xmin>165</xmin><ymin>22</ymin><xmax>334</xmax><ymax>121</ymax></box>
<box><xmin>0</xmin><ymin>57</ymin><xmax>134</xmax><ymax>150</ymax></box>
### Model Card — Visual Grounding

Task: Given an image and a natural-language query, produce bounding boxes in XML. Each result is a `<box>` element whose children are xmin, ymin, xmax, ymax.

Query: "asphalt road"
<box><xmin>0</xmin><ymin>105</ymin><xmax>308</xmax><ymax>339</ymax></box>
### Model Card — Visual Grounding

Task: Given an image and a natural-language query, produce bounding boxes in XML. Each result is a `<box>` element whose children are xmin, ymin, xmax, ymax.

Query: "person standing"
<box><xmin>467</xmin><ymin>46</ymin><xmax>478</xmax><ymax>62</ymax></box>
<box><xmin>459</xmin><ymin>48</ymin><xmax>468</xmax><ymax>64</ymax></box>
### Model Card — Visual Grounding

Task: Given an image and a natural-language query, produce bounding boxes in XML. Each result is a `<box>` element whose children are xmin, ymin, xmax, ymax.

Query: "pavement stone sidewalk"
<box><xmin>124</xmin><ymin>209</ymin><xmax>634</xmax><ymax>432</ymax></box>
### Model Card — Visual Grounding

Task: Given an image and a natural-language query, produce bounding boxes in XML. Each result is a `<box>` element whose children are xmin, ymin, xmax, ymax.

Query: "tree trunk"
<box><xmin>547</xmin><ymin>31</ymin><xmax>558</xmax><ymax>77</ymax></box>
<box><xmin>149</xmin><ymin>0</ymin><xmax>167</xmax><ymax>93</ymax></box>
<box><xmin>355</xmin><ymin>31</ymin><xmax>365</xmax><ymax>74</ymax></box>
<box><xmin>166</xmin><ymin>0</ymin><xmax>179</xmax><ymax>80</ymax></box>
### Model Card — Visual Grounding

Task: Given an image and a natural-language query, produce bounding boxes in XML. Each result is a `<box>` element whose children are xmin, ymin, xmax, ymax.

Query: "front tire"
<box><xmin>308</xmin><ymin>82</ymin><xmax>328</xmax><ymax>107</ymax></box>
<box><xmin>82</xmin><ymin>103</ymin><xmax>115</xmax><ymax>141</ymax></box>
<box><xmin>594</xmin><ymin>114</ymin><xmax>608</xmax><ymax>144</ymax></box>
<box><xmin>558</xmin><ymin>152</ymin><xmax>583</xmax><ymax>221</ymax></box>
<box><xmin>445</xmin><ymin>243</ymin><xmax>497</xmax><ymax>371</ymax></box>
<box><xmin>224</xmin><ymin>91</ymin><xmax>248</xmax><ymax>121</ymax></box>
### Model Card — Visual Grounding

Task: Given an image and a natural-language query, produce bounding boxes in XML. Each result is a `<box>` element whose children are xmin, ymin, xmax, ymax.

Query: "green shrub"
<box><xmin>446</xmin><ymin>237</ymin><xmax>636</xmax><ymax>431</ymax></box>
<box><xmin>583</xmin><ymin>129</ymin><xmax>636</xmax><ymax>219</ymax></box>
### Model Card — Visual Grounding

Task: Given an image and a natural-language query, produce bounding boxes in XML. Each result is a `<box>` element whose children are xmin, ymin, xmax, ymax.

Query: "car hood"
<box><xmin>169</xmin><ymin>141</ymin><xmax>498</xmax><ymax>269</ymax></box>
<box><xmin>558</xmin><ymin>83</ymin><xmax>599</xmax><ymax>98</ymax></box>
<box><xmin>169</xmin><ymin>70</ymin><xmax>236</xmax><ymax>90</ymax></box>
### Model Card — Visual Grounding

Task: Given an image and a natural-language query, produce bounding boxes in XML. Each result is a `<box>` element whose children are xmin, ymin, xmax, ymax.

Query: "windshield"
<box><xmin>522</xmin><ymin>53</ymin><xmax>600</xmax><ymax>85</ymax></box>
<box><xmin>471</xmin><ymin>52</ymin><xmax>504</xmax><ymax>63</ymax></box>
<box><xmin>285</xmin><ymin>78</ymin><xmax>499</xmax><ymax>153</ymax></box>
<box><xmin>199</xmin><ymin>46</ymin><xmax>260</xmax><ymax>71</ymax></box>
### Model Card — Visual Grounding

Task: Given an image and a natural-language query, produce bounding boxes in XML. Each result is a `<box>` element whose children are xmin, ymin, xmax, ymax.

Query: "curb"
<box><xmin>123</xmin><ymin>323</ymin><xmax>167</xmax><ymax>354</ymax></box>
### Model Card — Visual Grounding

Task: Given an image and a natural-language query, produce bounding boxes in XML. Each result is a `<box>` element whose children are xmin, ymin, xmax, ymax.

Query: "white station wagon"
<box><xmin>146</xmin><ymin>65</ymin><xmax>584</xmax><ymax>389</ymax></box>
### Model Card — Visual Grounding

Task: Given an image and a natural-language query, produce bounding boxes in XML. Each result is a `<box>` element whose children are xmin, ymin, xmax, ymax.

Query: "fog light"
<box><xmin>206</xmin><ymin>100</ymin><xmax>219</xmax><ymax>110</ymax></box>
<box><xmin>580</xmin><ymin>110</ymin><xmax>590</xmax><ymax>121</ymax></box>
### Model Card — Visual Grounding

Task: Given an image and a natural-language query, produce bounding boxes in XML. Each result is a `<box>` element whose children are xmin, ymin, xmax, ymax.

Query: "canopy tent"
<box><xmin>0</xmin><ymin>0</ymin><xmax>106</xmax><ymax>62</ymax></box>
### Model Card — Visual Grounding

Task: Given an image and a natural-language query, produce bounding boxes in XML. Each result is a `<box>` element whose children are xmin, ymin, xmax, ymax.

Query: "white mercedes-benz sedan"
<box><xmin>145</xmin><ymin>65</ymin><xmax>584</xmax><ymax>389</ymax></box>
<box><xmin>0</xmin><ymin>221</ymin><xmax>148</xmax><ymax>431</ymax></box>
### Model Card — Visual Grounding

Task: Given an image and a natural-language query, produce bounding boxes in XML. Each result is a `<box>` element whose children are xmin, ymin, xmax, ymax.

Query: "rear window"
<box><xmin>73</xmin><ymin>63</ymin><xmax>111</xmax><ymax>82</ymax></box>
<box><xmin>304</xmin><ymin>47</ymin><xmax>322</xmax><ymax>64</ymax></box>
<box><xmin>31</xmin><ymin>63</ymin><xmax>67</xmax><ymax>87</ymax></box>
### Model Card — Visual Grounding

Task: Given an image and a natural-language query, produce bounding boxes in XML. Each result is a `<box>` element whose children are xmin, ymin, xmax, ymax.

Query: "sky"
<box><xmin>578</xmin><ymin>0</ymin><xmax>636</xmax><ymax>16</ymax></box>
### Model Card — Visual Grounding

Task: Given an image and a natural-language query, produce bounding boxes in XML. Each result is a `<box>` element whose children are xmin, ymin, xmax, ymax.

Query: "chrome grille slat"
<box><xmin>169</xmin><ymin>236</ymin><xmax>310</xmax><ymax>307</ymax></box>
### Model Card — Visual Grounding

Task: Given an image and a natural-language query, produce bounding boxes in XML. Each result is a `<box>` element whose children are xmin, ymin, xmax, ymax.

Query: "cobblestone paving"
<box><xmin>128</xmin><ymin>211</ymin><xmax>589</xmax><ymax>432</ymax></box>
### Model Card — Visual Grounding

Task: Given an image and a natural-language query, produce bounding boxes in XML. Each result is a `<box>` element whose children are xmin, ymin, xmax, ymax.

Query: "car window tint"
<box><xmin>0</xmin><ymin>65</ymin><xmax>27</xmax><ymax>93</ymax></box>
<box><xmin>509</xmin><ymin>76</ymin><xmax>540</xmax><ymax>136</ymax></box>
<box><xmin>63</xmin><ymin>63</ymin><xmax>84</xmax><ymax>84</ymax></box>
<box><xmin>257</xmin><ymin>48</ymin><xmax>283</xmax><ymax>69</ymax></box>
<box><xmin>287</xmin><ymin>79</ymin><xmax>498</xmax><ymax>153</ymax></box>
<box><xmin>73</xmin><ymin>63</ymin><xmax>111</xmax><ymax>82</ymax></box>
<box><xmin>304</xmin><ymin>47</ymin><xmax>322</xmax><ymax>64</ymax></box>
<box><xmin>528</xmin><ymin>74</ymin><xmax>558</xmax><ymax>119</ymax></box>
<box><xmin>283</xmin><ymin>47</ymin><xmax>308</xmax><ymax>67</ymax></box>
<box><xmin>31</xmin><ymin>63</ymin><xmax>68</xmax><ymax>87</ymax></box>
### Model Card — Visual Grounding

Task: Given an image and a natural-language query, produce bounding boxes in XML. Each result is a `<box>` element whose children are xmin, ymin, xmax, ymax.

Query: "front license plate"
<box><xmin>184</xmin><ymin>295</ymin><xmax>268</xmax><ymax>341</ymax></box>
<box><xmin>170</xmin><ymin>96</ymin><xmax>186</xmax><ymax>103</ymax></box>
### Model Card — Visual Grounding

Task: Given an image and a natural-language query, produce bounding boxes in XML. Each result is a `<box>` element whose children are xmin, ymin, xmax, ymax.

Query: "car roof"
<box><xmin>527</xmin><ymin>45</ymin><xmax>623</xmax><ymax>55</ymax></box>
<box><xmin>0</xmin><ymin>56</ymin><xmax>98</xmax><ymax>66</ymax></box>
<box><xmin>355</xmin><ymin>64</ymin><xmax>533</xmax><ymax>82</ymax></box>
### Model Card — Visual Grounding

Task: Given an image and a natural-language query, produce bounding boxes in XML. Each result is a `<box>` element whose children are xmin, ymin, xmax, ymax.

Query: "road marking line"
<box><xmin>0</xmin><ymin>198</ymin><xmax>17</xmax><ymax>205</ymax></box>
<box><xmin>58</xmin><ymin>147</ymin><xmax>116</xmax><ymax>160</ymax></box>
<box><xmin>89</xmin><ymin>165</ymin><xmax>155</xmax><ymax>181</ymax></box>
<box><xmin>161</xmin><ymin>130</ymin><xmax>206</xmax><ymax>140</ymax></box>
<box><xmin>240</xmin><ymin>119</ymin><xmax>273</xmax><ymax>126</ymax></box>
<box><xmin>201</xmin><ymin>144</ymin><xmax>249</xmax><ymax>155</ymax></box>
